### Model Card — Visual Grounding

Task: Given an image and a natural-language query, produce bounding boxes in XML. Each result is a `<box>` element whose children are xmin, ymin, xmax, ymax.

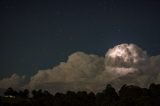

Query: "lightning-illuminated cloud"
<box><xmin>105</xmin><ymin>44</ymin><xmax>148</xmax><ymax>75</ymax></box>
<box><xmin>26</xmin><ymin>43</ymin><xmax>160</xmax><ymax>92</ymax></box>
<box><xmin>0</xmin><ymin>43</ymin><xmax>160</xmax><ymax>93</ymax></box>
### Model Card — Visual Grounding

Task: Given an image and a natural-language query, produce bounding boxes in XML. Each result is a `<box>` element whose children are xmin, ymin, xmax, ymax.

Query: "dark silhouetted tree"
<box><xmin>2</xmin><ymin>83</ymin><xmax>160</xmax><ymax>106</ymax></box>
<box><xmin>18</xmin><ymin>89</ymin><xmax>29</xmax><ymax>98</ymax></box>
<box><xmin>96</xmin><ymin>84</ymin><xmax>119</xmax><ymax>106</ymax></box>
<box><xmin>4</xmin><ymin>87</ymin><xmax>18</xmax><ymax>96</ymax></box>
<box><xmin>119</xmin><ymin>84</ymin><xmax>144</xmax><ymax>98</ymax></box>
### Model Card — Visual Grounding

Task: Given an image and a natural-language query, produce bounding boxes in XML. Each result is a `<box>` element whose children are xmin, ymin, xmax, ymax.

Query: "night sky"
<box><xmin>1</xmin><ymin>0</ymin><xmax>160</xmax><ymax>78</ymax></box>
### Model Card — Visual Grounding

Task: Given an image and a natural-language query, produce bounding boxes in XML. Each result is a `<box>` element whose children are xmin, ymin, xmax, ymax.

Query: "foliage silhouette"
<box><xmin>1</xmin><ymin>83</ymin><xmax>160</xmax><ymax>106</ymax></box>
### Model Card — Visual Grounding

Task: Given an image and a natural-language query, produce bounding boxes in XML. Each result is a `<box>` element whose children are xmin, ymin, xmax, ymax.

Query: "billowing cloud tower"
<box><xmin>105</xmin><ymin>43</ymin><xmax>148</xmax><ymax>75</ymax></box>
<box><xmin>0</xmin><ymin>43</ymin><xmax>160</xmax><ymax>93</ymax></box>
<box><xmin>23</xmin><ymin>44</ymin><xmax>160</xmax><ymax>92</ymax></box>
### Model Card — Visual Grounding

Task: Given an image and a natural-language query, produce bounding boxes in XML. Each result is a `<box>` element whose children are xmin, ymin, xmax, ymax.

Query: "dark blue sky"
<box><xmin>0</xmin><ymin>0</ymin><xmax>160</xmax><ymax>78</ymax></box>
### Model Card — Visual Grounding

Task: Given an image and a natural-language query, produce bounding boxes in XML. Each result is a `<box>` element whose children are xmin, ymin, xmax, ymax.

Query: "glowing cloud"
<box><xmin>0</xmin><ymin>43</ymin><xmax>160</xmax><ymax>93</ymax></box>
<box><xmin>105</xmin><ymin>44</ymin><xmax>147</xmax><ymax>75</ymax></box>
<box><xmin>26</xmin><ymin>43</ymin><xmax>160</xmax><ymax>92</ymax></box>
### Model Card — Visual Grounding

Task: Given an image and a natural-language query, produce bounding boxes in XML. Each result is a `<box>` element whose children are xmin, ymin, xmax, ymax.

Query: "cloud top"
<box><xmin>105</xmin><ymin>43</ymin><xmax>147</xmax><ymax>67</ymax></box>
<box><xmin>105</xmin><ymin>43</ymin><xmax>148</xmax><ymax>75</ymax></box>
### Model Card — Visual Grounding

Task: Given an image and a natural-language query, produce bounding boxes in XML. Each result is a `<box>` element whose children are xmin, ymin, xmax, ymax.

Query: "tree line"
<box><xmin>0</xmin><ymin>83</ymin><xmax>160</xmax><ymax>106</ymax></box>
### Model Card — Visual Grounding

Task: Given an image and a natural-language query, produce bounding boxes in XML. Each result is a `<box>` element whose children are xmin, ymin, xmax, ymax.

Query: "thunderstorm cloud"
<box><xmin>0</xmin><ymin>43</ymin><xmax>160</xmax><ymax>93</ymax></box>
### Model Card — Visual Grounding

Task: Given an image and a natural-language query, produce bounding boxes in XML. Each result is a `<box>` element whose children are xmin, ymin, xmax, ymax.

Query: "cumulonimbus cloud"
<box><xmin>0</xmin><ymin>43</ymin><xmax>160</xmax><ymax>93</ymax></box>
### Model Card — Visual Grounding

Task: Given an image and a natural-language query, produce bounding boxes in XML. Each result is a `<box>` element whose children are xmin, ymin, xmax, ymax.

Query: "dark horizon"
<box><xmin>1</xmin><ymin>83</ymin><xmax>160</xmax><ymax>106</ymax></box>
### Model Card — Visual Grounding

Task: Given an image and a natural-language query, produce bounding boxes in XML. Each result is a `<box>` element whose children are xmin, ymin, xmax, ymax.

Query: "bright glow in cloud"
<box><xmin>0</xmin><ymin>43</ymin><xmax>160</xmax><ymax>93</ymax></box>
<box><xmin>105</xmin><ymin>44</ymin><xmax>147</xmax><ymax>75</ymax></box>
<box><xmin>106</xmin><ymin>44</ymin><xmax>147</xmax><ymax>65</ymax></box>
